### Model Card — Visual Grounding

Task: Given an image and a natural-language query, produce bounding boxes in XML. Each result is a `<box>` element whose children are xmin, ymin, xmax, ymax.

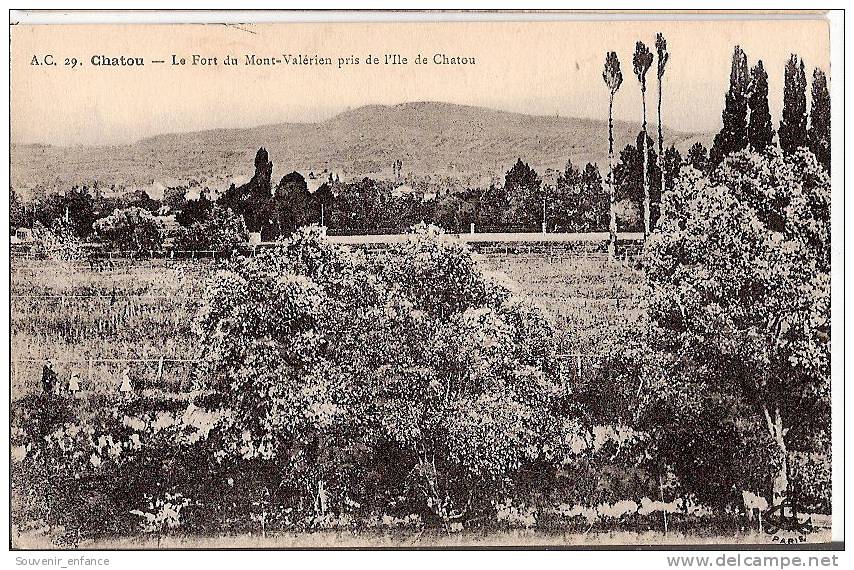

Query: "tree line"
<box><xmin>600</xmin><ymin>38</ymin><xmax>830</xmax><ymax>257</ymax></box>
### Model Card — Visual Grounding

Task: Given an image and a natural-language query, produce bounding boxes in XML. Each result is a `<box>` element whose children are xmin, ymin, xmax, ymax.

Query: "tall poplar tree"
<box><xmin>633</xmin><ymin>41</ymin><xmax>654</xmax><ymax>238</ymax></box>
<box><xmin>710</xmin><ymin>46</ymin><xmax>750</xmax><ymax>167</ymax></box>
<box><xmin>808</xmin><ymin>68</ymin><xmax>831</xmax><ymax>171</ymax></box>
<box><xmin>747</xmin><ymin>60</ymin><xmax>775</xmax><ymax>152</ymax></box>
<box><xmin>779</xmin><ymin>54</ymin><xmax>808</xmax><ymax>155</ymax></box>
<box><xmin>603</xmin><ymin>51</ymin><xmax>623</xmax><ymax>260</ymax></box>
<box><xmin>655</xmin><ymin>33</ymin><xmax>669</xmax><ymax>226</ymax></box>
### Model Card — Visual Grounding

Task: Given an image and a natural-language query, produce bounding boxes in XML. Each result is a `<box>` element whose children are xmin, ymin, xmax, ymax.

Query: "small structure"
<box><xmin>391</xmin><ymin>184</ymin><xmax>414</xmax><ymax>198</ymax></box>
<box><xmin>11</xmin><ymin>227</ymin><xmax>34</xmax><ymax>244</ymax></box>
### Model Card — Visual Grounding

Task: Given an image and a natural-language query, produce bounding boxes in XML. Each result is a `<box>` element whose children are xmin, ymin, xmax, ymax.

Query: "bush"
<box><xmin>30</xmin><ymin>220</ymin><xmax>84</xmax><ymax>261</ymax></box>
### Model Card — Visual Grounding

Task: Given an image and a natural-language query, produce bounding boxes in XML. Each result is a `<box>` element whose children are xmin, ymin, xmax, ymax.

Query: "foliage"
<box><xmin>32</xmin><ymin>186</ymin><xmax>102</xmax><ymax>239</ymax></box>
<box><xmin>710</xmin><ymin>46</ymin><xmax>750</xmax><ymax>167</ymax></box>
<box><xmin>93</xmin><ymin>207</ymin><xmax>164</xmax><ymax>252</ymax></box>
<box><xmin>632</xmin><ymin>41</ymin><xmax>653</xmax><ymax>93</ymax></box>
<box><xmin>175</xmin><ymin>205</ymin><xmax>248</xmax><ymax>251</ymax></box>
<box><xmin>192</xmin><ymin>225</ymin><xmax>581</xmax><ymax>528</ymax></box>
<box><xmin>30</xmin><ymin>219</ymin><xmax>84</xmax><ymax>261</ymax></box>
<box><xmin>779</xmin><ymin>54</ymin><xmax>809</xmax><ymax>156</ymax></box>
<box><xmin>504</xmin><ymin>159</ymin><xmax>545</xmax><ymax>229</ymax></box>
<box><xmin>685</xmin><ymin>142</ymin><xmax>709</xmax><ymax>174</ymax></box>
<box><xmin>162</xmin><ymin>187</ymin><xmax>188</xmax><ymax>213</ymax></box>
<box><xmin>629</xmin><ymin>148</ymin><xmax>830</xmax><ymax>505</ymax></box>
<box><xmin>808</xmin><ymin>69</ymin><xmax>831</xmax><ymax>172</ymax></box>
<box><xmin>614</xmin><ymin>133</ymin><xmax>662</xmax><ymax>230</ymax></box>
<box><xmin>603</xmin><ymin>50</ymin><xmax>624</xmax><ymax>159</ymax></box>
<box><xmin>789</xmin><ymin>451</ymin><xmax>831</xmax><ymax>513</ymax></box>
<box><xmin>10</xmin><ymin>189</ymin><xmax>29</xmax><ymax>231</ymax></box>
<box><xmin>748</xmin><ymin>61</ymin><xmax>775</xmax><ymax>152</ymax></box>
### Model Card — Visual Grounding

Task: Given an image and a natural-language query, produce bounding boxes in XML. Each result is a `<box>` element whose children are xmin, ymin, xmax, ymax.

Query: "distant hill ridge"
<box><xmin>11</xmin><ymin>102</ymin><xmax>709</xmax><ymax>196</ymax></box>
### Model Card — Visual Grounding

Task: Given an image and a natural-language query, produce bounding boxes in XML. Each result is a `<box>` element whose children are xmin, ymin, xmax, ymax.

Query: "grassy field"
<box><xmin>478</xmin><ymin>253</ymin><xmax>642</xmax><ymax>353</ymax></box>
<box><xmin>10</xmin><ymin>259</ymin><xmax>209</xmax><ymax>397</ymax></box>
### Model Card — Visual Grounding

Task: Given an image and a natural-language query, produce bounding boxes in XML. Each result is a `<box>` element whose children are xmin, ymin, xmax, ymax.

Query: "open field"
<box><xmin>11</xmin><ymin>259</ymin><xmax>208</xmax><ymax>398</ymax></box>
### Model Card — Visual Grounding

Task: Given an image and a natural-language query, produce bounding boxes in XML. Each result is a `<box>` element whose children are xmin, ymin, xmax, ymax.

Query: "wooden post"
<box><xmin>157</xmin><ymin>355</ymin><xmax>164</xmax><ymax>385</ymax></box>
<box><xmin>88</xmin><ymin>357</ymin><xmax>93</xmax><ymax>392</ymax></box>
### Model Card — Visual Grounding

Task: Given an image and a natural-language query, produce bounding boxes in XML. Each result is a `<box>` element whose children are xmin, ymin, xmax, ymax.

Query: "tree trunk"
<box><xmin>608</xmin><ymin>93</ymin><xmax>617</xmax><ymax>261</ymax></box>
<box><xmin>642</xmin><ymin>89</ymin><xmax>650</xmax><ymax>238</ymax></box>
<box><xmin>763</xmin><ymin>404</ymin><xmax>789</xmax><ymax>506</ymax></box>
<box><xmin>658</xmin><ymin>75</ymin><xmax>665</xmax><ymax>226</ymax></box>
<box><xmin>316</xmin><ymin>479</ymin><xmax>328</xmax><ymax>515</ymax></box>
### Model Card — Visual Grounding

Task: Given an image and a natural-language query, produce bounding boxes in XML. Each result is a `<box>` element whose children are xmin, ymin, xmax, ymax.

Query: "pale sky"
<box><xmin>11</xmin><ymin>19</ymin><xmax>830</xmax><ymax>146</ymax></box>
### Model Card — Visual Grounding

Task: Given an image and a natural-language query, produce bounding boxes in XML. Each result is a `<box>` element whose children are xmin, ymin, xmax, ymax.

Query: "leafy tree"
<box><xmin>175</xmin><ymin>193</ymin><xmax>213</xmax><ymax>228</ymax></box>
<box><xmin>193</xmin><ymin>225</ymin><xmax>579</xmax><ymax>527</ymax></box>
<box><xmin>33</xmin><ymin>186</ymin><xmax>100</xmax><ymax>239</ymax></box>
<box><xmin>219</xmin><ymin>147</ymin><xmax>274</xmax><ymax>237</ymax></box>
<box><xmin>117</xmin><ymin>189</ymin><xmax>160</xmax><ymax>213</ymax></box>
<box><xmin>639</xmin><ymin>148</ymin><xmax>829</xmax><ymax>506</ymax></box>
<box><xmin>603</xmin><ymin>51</ymin><xmax>624</xmax><ymax>258</ymax></box>
<box><xmin>163</xmin><ymin>186</ymin><xmax>188</xmax><ymax>213</ymax></box>
<box><xmin>175</xmin><ymin>205</ymin><xmax>249</xmax><ymax>251</ymax></box>
<box><xmin>575</xmin><ymin>163</ymin><xmax>607</xmax><ymax>232</ymax></box>
<box><xmin>10</xmin><ymin>189</ymin><xmax>28</xmax><ymax>231</ymax></box>
<box><xmin>30</xmin><ymin>219</ymin><xmax>84</xmax><ymax>261</ymax></box>
<box><xmin>549</xmin><ymin>162</ymin><xmax>606</xmax><ymax>234</ymax></box>
<box><xmin>504</xmin><ymin>159</ymin><xmax>543</xmax><ymax>230</ymax></box>
<box><xmin>93</xmin><ymin>207</ymin><xmax>164</xmax><ymax>252</ymax></box>
<box><xmin>556</xmin><ymin>159</ymin><xmax>582</xmax><ymax>193</ymax></box>
<box><xmin>748</xmin><ymin>61</ymin><xmax>775</xmax><ymax>152</ymax></box>
<box><xmin>272</xmin><ymin>172</ymin><xmax>312</xmax><ymax>238</ymax></box>
<box><xmin>661</xmin><ymin>146</ymin><xmax>683</xmax><ymax>194</ymax></box>
<box><xmin>475</xmin><ymin>183</ymin><xmax>510</xmax><ymax>231</ymax></box>
<box><xmin>554</xmin><ymin>159</ymin><xmax>583</xmax><ymax>231</ymax></box>
<box><xmin>685</xmin><ymin>142</ymin><xmax>710</xmax><ymax>174</ymax></box>
<box><xmin>433</xmin><ymin>193</ymin><xmax>475</xmax><ymax>233</ymax></box>
<box><xmin>710</xmin><ymin>46</ymin><xmax>750</xmax><ymax>167</ymax></box>
<box><xmin>614</xmin><ymin>132</ymin><xmax>661</xmax><ymax>231</ymax></box>
<box><xmin>633</xmin><ymin>41</ymin><xmax>654</xmax><ymax>237</ymax></box>
<box><xmin>779</xmin><ymin>54</ymin><xmax>808</xmax><ymax>155</ymax></box>
<box><xmin>808</xmin><ymin>68</ymin><xmax>831</xmax><ymax>171</ymax></box>
<box><xmin>310</xmin><ymin>183</ymin><xmax>334</xmax><ymax>226</ymax></box>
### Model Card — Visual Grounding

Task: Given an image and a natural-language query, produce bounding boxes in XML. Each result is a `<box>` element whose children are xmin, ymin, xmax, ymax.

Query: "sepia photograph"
<box><xmin>5</xmin><ymin>8</ymin><xmax>843</xmax><ymax>554</ymax></box>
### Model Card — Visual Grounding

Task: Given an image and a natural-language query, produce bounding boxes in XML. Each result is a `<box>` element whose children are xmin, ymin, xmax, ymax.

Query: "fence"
<box><xmin>11</xmin><ymin>356</ymin><xmax>200</xmax><ymax>398</ymax></box>
<box><xmin>12</xmin><ymin>352</ymin><xmax>613</xmax><ymax>398</ymax></box>
<box><xmin>10</xmin><ymin>231</ymin><xmax>645</xmax><ymax>262</ymax></box>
